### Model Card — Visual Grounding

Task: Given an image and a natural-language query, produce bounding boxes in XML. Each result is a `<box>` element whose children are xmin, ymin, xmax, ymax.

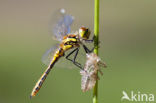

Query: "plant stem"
<box><xmin>93</xmin><ymin>0</ymin><xmax>99</xmax><ymax>103</ymax></box>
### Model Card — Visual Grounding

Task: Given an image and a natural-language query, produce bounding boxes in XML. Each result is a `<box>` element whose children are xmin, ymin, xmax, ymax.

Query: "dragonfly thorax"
<box><xmin>79</xmin><ymin>27</ymin><xmax>90</xmax><ymax>40</ymax></box>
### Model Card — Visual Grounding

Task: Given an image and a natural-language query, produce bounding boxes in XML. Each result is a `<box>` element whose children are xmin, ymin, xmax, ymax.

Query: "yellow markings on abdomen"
<box><xmin>30</xmin><ymin>35</ymin><xmax>79</xmax><ymax>98</ymax></box>
<box><xmin>30</xmin><ymin>48</ymin><xmax>64</xmax><ymax>98</ymax></box>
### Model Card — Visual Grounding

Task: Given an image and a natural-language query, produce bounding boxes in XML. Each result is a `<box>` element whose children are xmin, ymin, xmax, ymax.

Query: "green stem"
<box><xmin>93</xmin><ymin>0</ymin><xmax>99</xmax><ymax>103</ymax></box>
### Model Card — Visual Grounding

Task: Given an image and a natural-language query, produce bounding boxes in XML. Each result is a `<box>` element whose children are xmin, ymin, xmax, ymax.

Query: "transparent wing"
<box><xmin>42</xmin><ymin>44</ymin><xmax>59</xmax><ymax>66</ymax></box>
<box><xmin>41</xmin><ymin>45</ymin><xmax>84</xmax><ymax>69</ymax></box>
<box><xmin>49</xmin><ymin>9</ymin><xmax>74</xmax><ymax>41</ymax></box>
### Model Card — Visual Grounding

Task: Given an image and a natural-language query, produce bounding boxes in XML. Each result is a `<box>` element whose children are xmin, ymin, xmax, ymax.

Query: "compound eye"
<box><xmin>79</xmin><ymin>27</ymin><xmax>90</xmax><ymax>39</ymax></box>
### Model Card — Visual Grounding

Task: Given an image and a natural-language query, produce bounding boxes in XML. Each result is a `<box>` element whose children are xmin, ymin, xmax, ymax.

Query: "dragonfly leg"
<box><xmin>66</xmin><ymin>48</ymin><xmax>83</xmax><ymax>69</ymax></box>
<box><xmin>83</xmin><ymin>35</ymin><xmax>101</xmax><ymax>53</ymax></box>
<box><xmin>83</xmin><ymin>44</ymin><xmax>94</xmax><ymax>53</ymax></box>
<box><xmin>84</xmin><ymin>35</ymin><xmax>94</xmax><ymax>43</ymax></box>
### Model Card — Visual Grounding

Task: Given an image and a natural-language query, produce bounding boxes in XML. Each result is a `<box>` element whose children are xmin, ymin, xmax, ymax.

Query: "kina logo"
<box><xmin>121</xmin><ymin>90</ymin><xmax>154</xmax><ymax>102</ymax></box>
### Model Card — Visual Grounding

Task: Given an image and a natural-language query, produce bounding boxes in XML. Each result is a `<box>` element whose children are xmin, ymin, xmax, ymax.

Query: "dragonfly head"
<box><xmin>79</xmin><ymin>27</ymin><xmax>90</xmax><ymax>40</ymax></box>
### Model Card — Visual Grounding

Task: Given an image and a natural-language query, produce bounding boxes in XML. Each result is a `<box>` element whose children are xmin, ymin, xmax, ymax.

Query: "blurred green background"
<box><xmin>0</xmin><ymin>0</ymin><xmax>156</xmax><ymax>103</ymax></box>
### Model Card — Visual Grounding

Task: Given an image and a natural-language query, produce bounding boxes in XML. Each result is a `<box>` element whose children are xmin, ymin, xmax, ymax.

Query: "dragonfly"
<box><xmin>30</xmin><ymin>9</ymin><xmax>94</xmax><ymax>98</ymax></box>
<box><xmin>80</xmin><ymin>53</ymin><xmax>107</xmax><ymax>92</ymax></box>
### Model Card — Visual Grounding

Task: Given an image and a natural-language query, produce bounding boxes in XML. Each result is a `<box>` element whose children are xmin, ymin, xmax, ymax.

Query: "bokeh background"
<box><xmin>0</xmin><ymin>0</ymin><xmax>156</xmax><ymax>103</ymax></box>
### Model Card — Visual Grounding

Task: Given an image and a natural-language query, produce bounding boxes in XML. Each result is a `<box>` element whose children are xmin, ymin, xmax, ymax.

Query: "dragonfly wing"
<box><xmin>42</xmin><ymin>46</ymin><xmax>86</xmax><ymax>69</ymax></box>
<box><xmin>42</xmin><ymin>45</ymin><xmax>59</xmax><ymax>66</ymax></box>
<box><xmin>49</xmin><ymin>9</ymin><xmax>74</xmax><ymax>41</ymax></box>
<box><xmin>41</xmin><ymin>44</ymin><xmax>77</xmax><ymax>68</ymax></box>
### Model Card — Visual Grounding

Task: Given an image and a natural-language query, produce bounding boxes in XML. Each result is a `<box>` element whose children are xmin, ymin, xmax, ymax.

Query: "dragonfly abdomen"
<box><xmin>30</xmin><ymin>48</ymin><xmax>64</xmax><ymax>98</ymax></box>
